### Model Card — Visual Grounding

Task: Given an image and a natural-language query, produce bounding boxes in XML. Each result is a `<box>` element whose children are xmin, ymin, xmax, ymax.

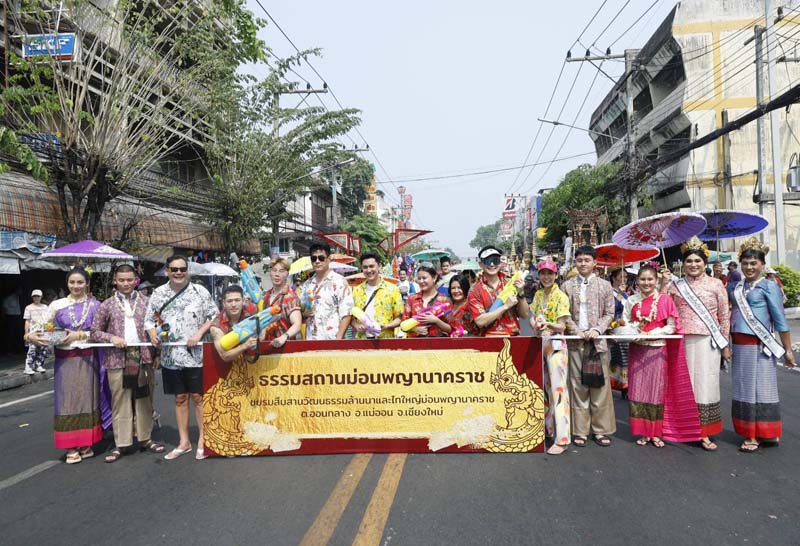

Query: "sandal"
<box><xmin>636</xmin><ymin>437</ymin><xmax>649</xmax><ymax>446</ymax></box>
<box><xmin>195</xmin><ymin>448</ymin><xmax>208</xmax><ymax>460</ymax></box>
<box><xmin>651</xmin><ymin>438</ymin><xmax>665</xmax><ymax>448</ymax></box>
<box><xmin>700</xmin><ymin>438</ymin><xmax>718</xmax><ymax>451</ymax></box>
<box><xmin>65</xmin><ymin>450</ymin><xmax>82</xmax><ymax>464</ymax></box>
<box><xmin>594</xmin><ymin>435</ymin><xmax>612</xmax><ymax>447</ymax></box>
<box><xmin>547</xmin><ymin>444</ymin><xmax>567</xmax><ymax>455</ymax></box>
<box><xmin>739</xmin><ymin>441</ymin><xmax>759</xmax><ymax>453</ymax></box>
<box><xmin>104</xmin><ymin>448</ymin><xmax>123</xmax><ymax>463</ymax></box>
<box><xmin>140</xmin><ymin>440</ymin><xmax>166</xmax><ymax>454</ymax></box>
<box><xmin>78</xmin><ymin>447</ymin><xmax>94</xmax><ymax>459</ymax></box>
<box><xmin>573</xmin><ymin>436</ymin><xmax>588</xmax><ymax>447</ymax></box>
<box><xmin>164</xmin><ymin>446</ymin><xmax>192</xmax><ymax>460</ymax></box>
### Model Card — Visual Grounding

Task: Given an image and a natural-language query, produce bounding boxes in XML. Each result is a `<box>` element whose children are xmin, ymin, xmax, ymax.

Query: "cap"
<box><xmin>537</xmin><ymin>259</ymin><xmax>558</xmax><ymax>273</ymax></box>
<box><xmin>478</xmin><ymin>246</ymin><xmax>502</xmax><ymax>260</ymax></box>
<box><xmin>31</xmin><ymin>289</ymin><xmax>43</xmax><ymax>297</ymax></box>
<box><xmin>766</xmin><ymin>267</ymin><xmax>777</xmax><ymax>274</ymax></box>
<box><xmin>728</xmin><ymin>261</ymin><xmax>738</xmax><ymax>267</ymax></box>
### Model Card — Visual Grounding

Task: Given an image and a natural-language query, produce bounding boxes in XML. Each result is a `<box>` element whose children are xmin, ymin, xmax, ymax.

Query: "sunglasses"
<box><xmin>482</xmin><ymin>257</ymin><xmax>501</xmax><ymax>266</ymax></box>
<box><xmin>169</xmin><ymin>267</ymin><xmax>188</xmax><ymax>273</ymax></box>
<box><xmin>310</xmin><ymin>255</ymin><xmax>327</xmax><ymax>262</ymax></box>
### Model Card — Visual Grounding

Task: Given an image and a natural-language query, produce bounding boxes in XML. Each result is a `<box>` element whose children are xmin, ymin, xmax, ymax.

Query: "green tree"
<box><xmin>470</xmin><ymin>220</ymin><xmax>502</xmax><ymax>250</ymax></box>
<box><xmin>341</xmin><ymin>214</ymin><xmax>389</xmax><ymax>259</ymax></box>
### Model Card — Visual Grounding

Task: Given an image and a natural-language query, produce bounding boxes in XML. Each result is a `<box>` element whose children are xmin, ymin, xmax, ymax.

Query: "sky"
<box><xmin>244</xmin><ymin>0</ymin><xmax>678</xmax><ymax>258</ymax></box>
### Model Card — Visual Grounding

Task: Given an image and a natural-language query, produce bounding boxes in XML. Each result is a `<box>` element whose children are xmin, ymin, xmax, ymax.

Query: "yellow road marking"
<box><xmin>351</xmin><ymin>453</ymin><xmax>408</xmax><ymax>546</ymax></box>
<box><xmin>299</xmin><ymin>453</ymin><xmax>373</xmax><ymax>546</ymax></box>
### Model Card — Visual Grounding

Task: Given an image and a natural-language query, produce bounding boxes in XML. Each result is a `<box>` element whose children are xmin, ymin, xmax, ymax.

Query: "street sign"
<box><xmin>22</xmin><ymin>33</ymin><xmax>77</xmax><ymax>61</ymax></box>
<box><xmin>502</xmin><ymin>196</ymin><xmax>518</xmax><ymax>220</ymax></box>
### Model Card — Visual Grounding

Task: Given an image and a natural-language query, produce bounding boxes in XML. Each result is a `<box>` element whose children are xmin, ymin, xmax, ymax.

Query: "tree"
<box><xmin>341</xmin><ymin>214</ymin><xmax>389</xmax><ymax>259</ymax></box>
<box><xmin>537</xmin><ymin>163</ymin><xmax>625</xmax><ymax>246</ymax></box>
<box><xmin>338</xmin><ymin>157</ymin><xmax>375</xmax><ymax>221</ymax></box>
<box><xmin>470</xmin><ymin>220</ymin><xmax>502</xmax><ymax>249</ymax></box>
<box><xmin>1</xmin><ymin>0</ymin><xmax>264</xmax><ymax>241</ymax></box>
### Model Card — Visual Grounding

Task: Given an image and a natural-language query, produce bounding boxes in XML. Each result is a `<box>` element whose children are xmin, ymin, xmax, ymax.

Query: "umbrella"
<box><xmin>40</xmin><ymin>240</ymin><xmax>134</xmax><ymax>260</ymax></box>
<box><xmin>154</xmin><ymin>261</ymin><xmax>206</xmax><ymax>277</ymax></box>
<box><xmin>613</xmin><ymin>212</ymin><xmax>707</xmax><ymax>249</ymax></box>
<box><xmin>196</xmin><ymin>262</ymin><xmax>238</xmax><ymax>276</ymax></box>
<box><xmin>346</xmin><ymin>274</ymin><xmax>400</xmax><ymax>286</ymax></box>
<box><xmin>594</xmin><ymin>243</ymin><xmax>660</xmax><ymax>266</ymax></box>
<box><xmin>697</xmin><ymin>209</ymin><xmax>768</xmax><ymax>241</ymax></box>
<box><xmin>330</xmin><ymin>253</ymin><xmax>356</xmax><ymax>264</ymax></box>
<box><xmin>452</xmin><ymin>260</ymin><xmax>480</xmax><ymax>272</ymax></box>
<box><xmin>330</xmin><ymin>262</ymin><xmax>357</xmax><ymax>273</ymax></box>
<box><xmin>411</xmin><ymin>249</ymin><xmax>451</xmax><ymax>261</ymax></box>
<box><xmin>708</xmin><ymin>251</ymin><xmax>733</xmax><ymax>263</ymax></box>
<box><xmin>289</xmin><ymin>256</ymin><xmax>311</xmax><ymax>275</ymax></box>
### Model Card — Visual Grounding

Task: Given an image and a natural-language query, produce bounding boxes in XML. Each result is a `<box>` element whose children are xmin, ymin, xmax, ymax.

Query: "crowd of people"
<box><xmin>18</xmin><ymin>233</ymin><xmax>796</xmax><ymax>463</ymax></box>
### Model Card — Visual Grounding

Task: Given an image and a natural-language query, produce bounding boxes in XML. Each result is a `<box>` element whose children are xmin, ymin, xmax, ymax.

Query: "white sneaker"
<box><xmin>24</xmin><ymin>366</ymin><xmax>35</xmax><ymax>375</ymax></box>
<box><xmin>35</xmin><ymin>365</ymin><xmax>46</xmax><ymax>373</ymax></box>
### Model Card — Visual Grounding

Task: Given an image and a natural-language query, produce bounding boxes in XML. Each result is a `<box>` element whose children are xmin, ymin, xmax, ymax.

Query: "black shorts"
<box><xmin>162</xmin><ymin>367</ymin><xmax>204</xmax><ymax>395</ymax></box>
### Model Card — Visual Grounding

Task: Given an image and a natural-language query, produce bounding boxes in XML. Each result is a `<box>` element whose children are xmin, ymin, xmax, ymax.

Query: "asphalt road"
<box><xmin>1</xmin><ymin>353</ymin><xmax>799</xmax><ymax>546</ymax></box>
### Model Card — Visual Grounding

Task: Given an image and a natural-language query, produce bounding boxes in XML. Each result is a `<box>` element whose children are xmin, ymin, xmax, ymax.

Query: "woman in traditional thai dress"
<box><xmin>661</xmin><ymin>237</ymin><xmax>730</xmax><ymax>451</ymax></box>
<box><xmin>403</xmin><ymin>266</ymin><xmax>451</xmax><ymax>337</ymax></box>
<box><xmin>608</xmin><ymin>267</ymin><xmax>630</xmax><ymax>396</ymax></box>
<box><xmin>728</xmin><ymin>238</ymin><xmax>796</xmax><ymax>453</ymax></box>
<box><xmin>447</xmin><ymin>274</ymin><xmax>475</xmax><ymax>337</ymax></box>
<box><xmin>529</xmin><ymin>259</ymin><xmax>571</xmax><ymax>455</ymax></box>
<box><xmin>624</xmin><ymin>265</ymin><xmax>701</xmax><ymax>448</ymax></box>
<box><xmin>27</xmin><ymin>267</ymin><xmax>102</xmax><ymax>464</ymax></box>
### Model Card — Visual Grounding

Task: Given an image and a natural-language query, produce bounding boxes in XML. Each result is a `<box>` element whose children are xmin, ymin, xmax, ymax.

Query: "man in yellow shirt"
<box><xmin>351</xmin><ymin>252</ymin><xmax>404</xmax><ymax>339</ymax></box>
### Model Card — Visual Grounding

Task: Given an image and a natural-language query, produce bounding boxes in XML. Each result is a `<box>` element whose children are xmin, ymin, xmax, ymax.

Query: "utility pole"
<box><xmin>272</xmin><ymin>87</ymin><xmax>328</xmax><ymax>136</ymax></box>
<box><xmin>765</xmin><ymin>0</ymin><xmax>787</xmax><ymax>264</ymax></box>
<box><xmin>749</xmin><ymin>25</ymin><xmax>770</xmax><ymax>248</ymax></box>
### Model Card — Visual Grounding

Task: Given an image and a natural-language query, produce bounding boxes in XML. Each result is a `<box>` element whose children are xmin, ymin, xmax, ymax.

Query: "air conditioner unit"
<box><xmin>788</xmin><ymin>165</ymin><xmax>800</xmax><ymax>192</ymax></box>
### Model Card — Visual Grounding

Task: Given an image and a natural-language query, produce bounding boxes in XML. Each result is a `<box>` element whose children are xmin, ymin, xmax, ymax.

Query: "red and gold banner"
<box><xmin>203</xmin><ymin>337</ymin><xmax>544</xmax><ymax>456</ymax></box>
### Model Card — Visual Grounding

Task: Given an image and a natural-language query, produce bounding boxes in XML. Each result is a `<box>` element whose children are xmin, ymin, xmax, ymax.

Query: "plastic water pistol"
<box><xmin>488</xmin><ymin>271</ymin><xmax>523</xmax><ymax>312</ymax></box>
<box><xmin>449</xmin><ymin>326</ymin><xmax>466</xmax><ymax>338</ymax></box>
<box><xmin>219</xmin><ymin>305</ymin><xmax>281</xmax><ymax>351</ymax></box>
<box><xmin>350</xmin><ymin>307</ymin><xmax>382</xmax><ymax>337</ymax></box>
<box><xmin>239</xmin><ymin>259</ymin><xmax>264</xmax><ymax>311</ymax></box>
<box><xmin>400</xmin><ymin>301</ymin><xmax>453</xmax><ymax>332</ymax></box>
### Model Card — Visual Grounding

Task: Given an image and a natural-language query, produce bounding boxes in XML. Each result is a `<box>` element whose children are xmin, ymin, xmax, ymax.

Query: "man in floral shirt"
<box><xmin>351</xmin><ymin>252</ymin><xmax>403</xmax><ymax>339</ymax></box>
<box><xmin>300</xmin><ymin>243</ymin><xmax>354</xmax><ymax>340</ymax></box>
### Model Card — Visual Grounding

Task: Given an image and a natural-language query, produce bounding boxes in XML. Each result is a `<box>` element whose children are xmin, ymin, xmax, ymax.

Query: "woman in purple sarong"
<box><xmin>28</xmin><ymin>267</ymin><xmax>102</xmax><ymax>464</ymax></box>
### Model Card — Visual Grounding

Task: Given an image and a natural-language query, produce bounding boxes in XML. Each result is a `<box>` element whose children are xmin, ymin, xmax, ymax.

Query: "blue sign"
<box><xmin>22</xmin><ymin>33</ymin><xmax>77</xmax><ymax>61</ymax></box>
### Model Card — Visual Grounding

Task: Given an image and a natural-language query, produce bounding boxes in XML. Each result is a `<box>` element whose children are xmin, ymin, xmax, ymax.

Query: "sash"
<box><xmin>733</xmin><ymin>281</ymin><xmax>786</xmax><ymax>359</ymax></box>
<box><xmin>674</xmin><ymin>278</ymin><xmax>728</xmax><ymax>350</ymax></box>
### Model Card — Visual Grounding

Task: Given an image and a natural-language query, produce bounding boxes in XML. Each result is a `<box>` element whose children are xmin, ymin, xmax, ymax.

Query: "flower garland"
<box><xmin>634</xmin><ymin>291</ymin><xmax>660</xmax><ymax>326</ymax></box>
<box><xmin>67</xmin><ymin>297</ymin><xmax>91</xmax><ymax>329</ymax></box>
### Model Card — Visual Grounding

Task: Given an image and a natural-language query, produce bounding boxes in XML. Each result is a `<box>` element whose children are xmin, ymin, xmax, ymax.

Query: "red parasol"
<box><xmin>594</xmin><ymin>243</ymin><xmax>660</xmax><ymax>267</ymax></box>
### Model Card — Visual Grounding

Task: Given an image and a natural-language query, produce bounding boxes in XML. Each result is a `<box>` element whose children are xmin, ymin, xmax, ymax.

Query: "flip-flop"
<box><xmin>636</xmin><ymin>437</ymin><xmax>649</xmax><ymax>446</ymax></box>
<box><xmin>700</xmin><ymin>439</ymin><xmax>718</xmax><ymax>451</ymax></box>
<box><xmin>547</xmin><ymin>444</ymin><xmax>568</xmax><ymax>455</ymax></box>
<box><xmin>65</xmin><ymin>451</ymin><xmax>82</xmax><ymax>464</ymax></box>
<box><xmin>739</xmin><ymin>441</ymin><xmax>759</xmax><ymax>453</ymax></box>
<box><xmin>195</xmin><ymin>448</ymin><xmax>208</xmax><ymax>460</ymax></box>
<box><xmin>164</xmin><ymin>446</ymin><xmax>192</xmax><ymax>460</ymax></box>
<box><xmin>651</xmin><ymin>438</ymin><xmax>665</xmax><ymax>448</ymax></box>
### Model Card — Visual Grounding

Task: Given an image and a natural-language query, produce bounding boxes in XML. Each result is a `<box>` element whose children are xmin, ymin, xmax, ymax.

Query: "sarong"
<box><xmin>53</xmin><ymin>348</ymin><xmax>102</xmax><ymax>449</ymax></box>
<box><xmin>544</xmin><ymin>348</ymin><xmax>570</xmax><ymax>445</ymax></box>
<box><xmin>731</xmin><ymin>333</ymin><xmax>781</xmax><ymax>439</ymax></box>
<box><xmin>684</xmin><ymin>334</ymin><xmax>723</xmax><ymax>437</ymax></box>
<box><xmin>609</xmin><ymin>340</ymin><xmax>629</xmax><ymax>391</ymax></box>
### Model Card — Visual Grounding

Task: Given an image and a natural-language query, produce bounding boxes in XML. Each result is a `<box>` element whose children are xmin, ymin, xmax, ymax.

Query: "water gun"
<box><xmin>220</xmin><ymin>305</ymin><xmax>281</xmax><ymax>351</ymax></box>
<box><xmin>239</xmin><ymin>260</ymin><xmax>264</xmax><ymax>311</ymax></box>
<box><xmin>400</xmin><ymin>301</ymin><xmax>452</xmax><ymax>332</ymax></box>
<box><xmin>488</xmin><ymin>271</ymin><xmax>523</xmax><ymax>312</ymax></box>
<box><xmin>351</xmin><ymin>307</ymin><xmax>382</xmax><ymax>337</ymax></box>
<box><xmin>450</xmin><ymin>326</ymin><xmax>466</xmax><ymax>338</ymax></box>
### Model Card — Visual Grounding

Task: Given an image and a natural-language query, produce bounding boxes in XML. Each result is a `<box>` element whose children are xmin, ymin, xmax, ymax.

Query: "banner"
<box><xmin>203</xmin><ymin>337</ymin><xmax>544</xmax><ymax>456</ymax></box>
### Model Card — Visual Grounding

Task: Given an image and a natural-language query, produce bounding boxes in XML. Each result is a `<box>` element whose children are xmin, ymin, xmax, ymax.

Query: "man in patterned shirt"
<box><xmin>468</xmin><ymin>245</ymin><xmax>529</xmax><ymax>336</ymax></box>
<box><xmin>145</xmin><ymin>255</ymin><xmax>218</xmax><ymax>460</ymax></box>
<box><xmin>351</xmin><ymin>252</ymin><xmax>403</xmax><ymax>339</ymax></box>
<box><xmin>300</xmin><ymin>243</ymin><xmax>354</xmax><ymax>340</ymax></box>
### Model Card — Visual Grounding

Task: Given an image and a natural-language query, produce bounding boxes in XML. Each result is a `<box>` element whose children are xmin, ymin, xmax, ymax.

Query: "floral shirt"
<box><xmin>301</xmin><ymin>270</ymin><xmax>354</xmax><ymax>340</ymax></box>
<box><xmin>531</xmin><ymin>286</ymin><xmax>570</xmax><ymax>330</ymax></box>
<box><xmin>667</xmin><ymin>274</ymin><xmax>730</xmax><ymax>339</ymax></box>
<box><xmin>352</xmin><ymin>278</ymin><xmax>404</xmax><ymax>339</ymax></box>
<box><xmin>144</xmin><ymin>283</ymin><xmax>218</xmax><ymax>369</ymax></box>
<box><xmin>260</xmin><ymin>286</ymin><xmax>301</xmax><ymax>341</ymax></box>
<box><xmin>467</xmin><ymin>273</ymin><xmax>521</xmax><ymax>336</ymax></box>
<box><xmin>90</xmin><ymin>291</ymin><xmax>153</xmax><ymax>368</ymax></box>
<box><xmin>448</xmin><ymin>301</ymin><xmax>476</xmax><ymax>336</ymax></box>
<box><xmin>403</xmin><ymin>292</ymin><xmax>451</xmax><ymax>337</ymax></box>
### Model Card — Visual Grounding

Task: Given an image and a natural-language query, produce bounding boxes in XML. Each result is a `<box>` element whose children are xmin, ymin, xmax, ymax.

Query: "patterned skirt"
<box><xmin>54</xmin><ymin>348</ymin><xmax>102</xmax><ymax>449</ymax></box>
<box><xmin>731</xmin><ymin>333</ymin><xmax>781</xmax><ymax>439</ymax></box>
<box><xmin>683</xmin><ymin>335</ymin><xmax>723</xmax><ymax>437</ymax></box>
<box><xmin>609</xmin><ymin>340</ymin><xmax>629</xmax><ymax>391</ymax></box>
<box><xmin>627</xmin><ymin>344</ymin><xmax>668</xmax><ymax>438</ymax></box>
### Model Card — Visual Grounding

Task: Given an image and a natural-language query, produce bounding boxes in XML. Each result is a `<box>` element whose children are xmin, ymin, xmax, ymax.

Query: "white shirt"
<box><xmin>577</xmin><ymin>274</ymin><xmax>594</xmax><ymax>331</ymax></box>
<box><xmin>364</xmin><ymin>283</ymin><xmax>379</xmax><ymax>322</ymax></box>
<box><xmin>122</xmin><ymin>297</ymin><xmax>139</xmax><ymax>345</ymax></box>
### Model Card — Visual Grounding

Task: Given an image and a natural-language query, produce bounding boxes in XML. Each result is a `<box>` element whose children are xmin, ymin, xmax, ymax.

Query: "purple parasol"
<box><xmin>696</xmin><ymin>209</ymin><xmax>768</xmax><ymax>241</ymax></box>
<box><xmin>612</xmin><ymin>212</ymin><xmax>707</xmax><ymax>249</ymax></box>
<box><xmin>40</xmin><ymin>240</ymin><xmax>134</xmax><ymax>260</ymax></box>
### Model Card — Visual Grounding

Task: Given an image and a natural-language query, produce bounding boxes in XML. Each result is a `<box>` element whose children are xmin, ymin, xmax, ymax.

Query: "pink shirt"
<box><xmin>667</xmin><ymin>274</ymin><xmax>730</xmax><ymax>340</ymax></box>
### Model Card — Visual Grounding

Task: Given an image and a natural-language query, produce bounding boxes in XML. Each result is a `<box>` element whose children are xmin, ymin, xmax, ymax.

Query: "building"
<box><xmin>589</xmin><ymin>0</ymin><xmax>800</xmax><ymax>268</ymax></box>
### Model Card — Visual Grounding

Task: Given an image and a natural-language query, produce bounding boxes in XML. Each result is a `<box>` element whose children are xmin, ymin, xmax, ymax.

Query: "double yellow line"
<box><xmin>299</xmin><ymin>453</ymin><xmax>407</xmax><ymax>546</ymax></box>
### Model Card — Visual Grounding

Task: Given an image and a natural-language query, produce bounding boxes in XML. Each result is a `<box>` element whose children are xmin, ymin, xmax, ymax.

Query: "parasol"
<box><xmin>289</xmin><ymin>256</ymin><xmax>358</xmax><ymax>275</ymax></box>
<box><xmin>411</xmin><ymin>249</ymin><xmax>451</xmax><ymax>261</ymax></box>
<box><xmin>346</xmin><ymin>273</ymin><xmax>400</xmax><ymax>287</ymax></box>
<box><xmin>613</xmin><ymin>212</ymin><xmax>707</xmax><ymax>267</ymax></box>
<box><xmin>594</xmin><ymin>243</ymin><xmax>660</xmax><ymax>267</ymax></box>
<box><xmin>154</xmin><ymin>262</ymin><xmax>206</xmax><ymax>277</ymax></box>
<box><xmin>197</xmin><ymin>262</ymin><xmax>238</xmax><ymax>277</ymax></box>
<box><xmin>330</xmin><ymin>253</ymin><xmax>357</xmax><ymax>264</ymax></box>
<box><xmin>40</xmin><ymin>240</ymin><xmax>134</xmax><ymax>260</ymax></box>
<box><xmin>330</xmin><ymin>262</ymin><xmax>358</xmax><ymax>274</ymax></box>
<box><xmin>697</xmin><ymin>209</ymin><xmax>768</xmax><ymax>242</ymax></box>
<box><xmin>452</xmin><ymin>260</ymin><xmax>481</xmax><ymax>272</ymax></box>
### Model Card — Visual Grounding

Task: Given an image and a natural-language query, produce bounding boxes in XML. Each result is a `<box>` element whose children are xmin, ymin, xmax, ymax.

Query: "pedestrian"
<box><xmin>608</xmin><ymin>267</ymin><xmax>629</xmax><ymax>396</ymax></box>
<box><xmin>145</xmin><ymin>254</ymin><xmax>218</xmax><ymax>461</ymax></box>
<box><xmin>728</xmin><ymin>238</ymin><xmax>796</xmax><ymax>453</ymax></box>
<box><xmin>727</xmin><ymin>261</ymin><xmax>742</xmax><ymax>285</ymax></box>
<box><xmin>2</xmin><ymin>287</ymin><xmax>24</xmax><ymax>353</ymax></box>
<box><xmin>711</xmin><ymin>260</ymin><xmax>728</xmax><ymax>286</ymax></box>
<box><xmin>447</xmin><ymin>274</ymin><xmax>476</xmax><ymax>337</ymax></box>
<box><xmin>624</xmin><ymin>264</ymin><xmax>701</xmax><ymax>448</ymax></box>
<box><xmin>662</xmin><ymin>237</ymin><xmax>730</xmax><ymax>450</ymax></box>
<box><xmin>561</xmin><ymin>245</ymin><xmax>616</xmax><ymax>447</ymax></box>
<box><xmin>563</xmin><ymin>229</ymin><xmax>574</xmax><ymax>270</ymax></box>
<box><xmin>351</xmin><ymin>252</ymin><xmax>403</xmax><ymax>339</ymax></box>
<box><xmin>404</xmin><ymin>265</ymin><xmax>452</xmax><ymax>337</ymax></box>
<box><xmin>300</xmin><ymin>243</ymin><xmax>354</xmax><ymax>340</ymax></box>
<box><xmin>765</xmin><ymin>267</ymin><xmax>786</xmax><ymax>303</ymax></box>
<box><xmin>530</xmin><ymin>258</ymin><xmax>571</xmax><ymax>455</ymax></box>
<box><xmin>22</xmin><ymin>289</ymin><xmax>49</xmax><ymax>375</ymax></box>
<box><xmin>437</xmin><ymin>256</ymin><xmax>455</xmax><ymax>294</ymax></box>
<box><xmin>259</xmin><ymin>258</ymin><xmax>302</xmax><ymax>348</ymax></box>
<box><xmin>26</xmin><ymin>268</ymin><xmax>101</xmax><ymax>464</ymax></box>
<box><xmin>468</xmin><ymin>246</ymin><xmax>529</xmax><ymax>337</ymax></box>
<box><xmin>210</xmin><ymin>285</ymin><xmax>258</xmax><ymax>362</ymax></box>
<box><xmin>90</xmin><ymin>264</ymin><xmax>165</xmax><ymax>463</ymax></box>
<box><xmin>397</xmin><ymin>268</ymin><xmax>419</xmax><ymax>303</ymax></box>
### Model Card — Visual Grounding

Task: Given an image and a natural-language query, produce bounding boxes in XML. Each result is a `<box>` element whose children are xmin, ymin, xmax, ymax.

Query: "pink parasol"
<box><xmin>594</xmin><ymin>243</ymin><xmax>660</xmax><ymax>266</ymax></box>
<box><xmin>612</xmin><ymin>212</ymin><xmax>707</xmax><ymax>249</ymax></box>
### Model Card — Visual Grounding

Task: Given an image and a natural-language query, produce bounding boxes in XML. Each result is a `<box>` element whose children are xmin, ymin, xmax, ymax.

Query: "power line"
<box><xmin>607</xmin><ymin>0</ymin><xmax>663</xmax><ymax>49</ymax></box>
